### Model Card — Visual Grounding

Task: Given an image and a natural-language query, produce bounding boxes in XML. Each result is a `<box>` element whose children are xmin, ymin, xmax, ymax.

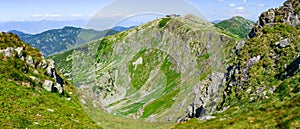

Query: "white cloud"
<box><xmin>217</xmin><ymin>0</ymin><xmax>224</xmax><ymax>2</ymax></box>
<box><xmin>242</xmin><ymin>0</ymin><xmax>247</xmax><ymax>2</ymax></box>
<box><xmin>258</xmin><ymin>4</ymin><xmax>265</xmax><ymax>7</ymax></box>
<box><xmin>70</xmin><ymin>14</ymin><xmax>83</xmax><ymax>17</ymax></box>
<box><xmin>45</xmin><ymin>14</ymin><xmax>62</xmax><ymax>18</ymax></box>
<box><xmin>236</xmin><ymin>6</ymin><xmax>245</xmax><ymax>10</ymax></box>
<box><xmin>229</xmin><ymin>3</ymin><xmax>236</xmax><ymax>7</ymax></box>
<box><xmin>33</xmin><ymin>14</ymin><xmax>63</xmax><ymax>18</ymax></box>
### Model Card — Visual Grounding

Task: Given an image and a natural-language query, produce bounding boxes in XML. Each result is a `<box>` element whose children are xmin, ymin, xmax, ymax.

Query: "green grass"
<box><xmin>118</xmin><ymin>102</ymin><xmax>144</xmax><ymax>116</ymax></box>
<box><xmin>128</xmin><ymin>49</ymin><xmax>163</xmax><ymax>90</ymax></box>
<box><xmin>142</xmin><ymin>88</ymin><xmax>181</xmax><ymax>118</ymax></box>
<box><xmin>174</xmin><ymin>93</ymin><xmax>300</xmax><ymax>129</ymax></box>
<box><xmin>160</xmin><ymin>55</ymin><xmax>181</xmax><ymax>93</ymax></box>
<box><xmin>159</xmin><ymin>18</ymin><xmax>172</xmax><ymax>28</ymax></box>
<box><xmin>0</xmin><ymin>78</ymin><xmax>99</xmax><ymax>128</ymax></box>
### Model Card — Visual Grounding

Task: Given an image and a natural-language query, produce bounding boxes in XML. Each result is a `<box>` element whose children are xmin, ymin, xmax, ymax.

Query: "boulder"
<box><xmin>275</xmin><ymin>39</ymin><xmax>290</xmax><ymax>48</ymax></box>
<box><xmin>42</xmin><ymin>80</ymin><xmax>54</xmax><ymax>92</ymax></box>
<box><xmin>0</xmin><ymin>47</ymin><xmax>14</xmax><ymax>57</ymax></box>
<box><xmin>26</xmin><ymin>56</ymin><xmax>35</xmax><ymax>67</ymax></box>
<box><xmin>15</xmin><ymin>47</ymin><xmax>24</xmax><ymax>59</ymax></box>
<box><xmin>54</xmin><ymin>83</ymin><xmax>63</xmax><ymax>94</ymax></box>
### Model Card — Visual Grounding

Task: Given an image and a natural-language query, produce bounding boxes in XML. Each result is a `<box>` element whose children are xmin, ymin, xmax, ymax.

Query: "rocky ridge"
<box><xmin>0</xmin><ymin>32</ymin><xmax>65</xmax><ymax>94</ymax></box>
<box><xmin>249</xmin><ymin>0</ymin><xmax>300</xmax><ymax>38</ymax></box>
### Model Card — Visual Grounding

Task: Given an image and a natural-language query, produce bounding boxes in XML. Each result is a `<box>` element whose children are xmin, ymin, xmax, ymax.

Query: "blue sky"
<box><xmin>1</xmin><ymin>0</ymin><xmax>286</xmax><ymax>22</ymax></box>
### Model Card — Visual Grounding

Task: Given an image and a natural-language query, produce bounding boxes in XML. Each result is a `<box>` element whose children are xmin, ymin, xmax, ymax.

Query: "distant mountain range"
<box><xmin>8</xmin><ymin>26</ymin><xmax>135</xmax><ymax>56</ymax></box>
<box><xmin>0</xmin><ymin>20</ymin><xmax>86</xmax><ymax>34</ymax></box>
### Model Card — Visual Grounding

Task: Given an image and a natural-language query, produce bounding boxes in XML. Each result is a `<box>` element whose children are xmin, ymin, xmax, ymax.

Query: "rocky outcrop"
<box><xmin>249</xmin><ymin>0</ymin><xmax>300</xmax><ymax>38</ymax></box>
<box><xmin>0</xmin><ymin>42</ymin><xmax>65</xmax><ymax>94</ymax></box>
<box><xmin>222</xmin><ymin>0</ymin><xmax>300</xmax><ymax>109</ymax></box>
<box><xmin>185</xmin><ymin>72</ymin><xmax>225</xmax><ymax>120</ymax></box>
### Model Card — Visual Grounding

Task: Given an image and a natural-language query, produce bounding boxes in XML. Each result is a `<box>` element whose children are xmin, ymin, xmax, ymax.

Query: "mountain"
<box><xmin>48</xmin><ymin>0</ymin><xmax>300</xmax><ymax>128</ymax></box>
<box><xmin>0</xmin><ymin>20</ymin><xmax>86</xmax><ymax>34</ymax></box>
<box><xmin>50</xmin><ymin>14</ymin><xmax>238</xmax><ymax>128</ymax></box>
<box><xmin>111</xmin><ymin>26</ymin><xmax>137</xmax><ymax>32</ymax></box>
<box><xmin>11</xmin><ymin>26</ymin><xmax>118</xmax><ymax>57</ymax></box>
<box><xmin>0</xmin><ymin>32</ymin><xmax>99</xmax><ymax>128</ymax></box>
<box><xmin>216</xmin><ymin>16</ymin><xmax>255</xmax><ymax>38</ymax></box>
<box><xmin>211</xmin><ymin>20</ymin><xmax>222</xmax><ymax>24</ymax></box>
<box><xmin>176</xmin><ymin>0</ymin><xmax>300</xmax><ymax>128</ymax></box>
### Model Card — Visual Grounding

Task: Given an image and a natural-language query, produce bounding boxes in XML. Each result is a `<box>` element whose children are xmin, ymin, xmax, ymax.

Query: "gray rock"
<box><xmin>176</xmin><ymin>117</ymin><xmax>183</xmax><ymax>123</ymax></box>
<box><xmin>247</xmin><ymin>55</ymin><xmax>261</xmax><ymax>67</ymax></box>
<box><xmin>186</xmin><ymin>105</ymin><xmax>194</xmax><ymax>118</ymax></box>
<box><xmin>26</xmin><ymin>56</ymin><xmax>35</xmax><ymax>67</ymax></box>
<box><xmin>54</xmin><ymin>83</ymin><xmax>63</xmax><ymax>94</ymax></box>
<box><xmin>38</xmin><ymin>60</ymin><xmax>48</xmax><ymax>69</ymax></box>
<box><xmin>189</xmin><ymin>72</ymin><xmax>225</xmax><ymax>118</ymax></box>
<box><xmin>42</xmin><ymin>80</ymin><xmax>54</xmax><ymax>92</ymax></box>
<box><xmin>29</xmin><ymin>76</ymin><xmax>40</xmax><ymax>83</ymax></box>
<box><xmin>275</xmin><ymin>39</ymin><xmax>290</xmax><ymax>48</ymax></box>
<box><xmin>15</xmin><ymin>47</ymin><xmax>24</xmax><ymax>59</ymax></box>
<box><xmin>0</xmin><ymin>47</ymin><xmax>14</xmax><ymax>57</ymax></box>
<box><xmin>45</xmin><ymin>59</ymin><xmax>55</xmax><ymax>77</ymax></box>
<box><xmin>33</xmin><ymin>70</ymin><xmax>39</xmax><ymax>75</ymax></box>
<box><xmin>198</xmin><ymin>116</ymin><xmax>216</xmax><ymax>121</ymax></box>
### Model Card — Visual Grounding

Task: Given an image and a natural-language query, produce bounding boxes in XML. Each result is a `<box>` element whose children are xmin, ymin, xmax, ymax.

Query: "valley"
<box><xmin>0</xmin><ymin>0</ymin><xmax>299</xmax><ymax>128</ymax></box>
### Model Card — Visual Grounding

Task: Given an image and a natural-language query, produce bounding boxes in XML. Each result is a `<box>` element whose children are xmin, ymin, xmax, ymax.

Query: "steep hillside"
<box><xmin>14</xmin><ymin>27</ymin><xmax>118</xmax><ymax>56</ymax></box>
<box><xmin>216</xmin><ymin>16</ymin><xmax>255</xmax><ymax>38</ymax></box>
<box><xmin>175</xmin><ymin>0</ymin><xmax>300</xmax><ymax>128</ymax></box>
<box><xmin>51</xmin><ymin>14</ymin><xmax>237</xmax><ymax>127</ymax></box>
<box><xmin>0</xmin><ymin>32</ymin><xmax>99</xmax><ymax>128</ymax></box>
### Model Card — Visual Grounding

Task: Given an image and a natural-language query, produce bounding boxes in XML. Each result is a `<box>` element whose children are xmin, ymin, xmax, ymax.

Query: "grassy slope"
<box><xmin>0</xmin><ymin>32</ymin><xmax>99</xmax><ymax>128</ymax></box>
<box><xmin>216</xmin><ymin>16</ymin><xmax>255</xmax><ymax>39</ymax></box>
<box><xmin>174</xmin><ymin>94</ymin><xmax>300</xmax><ymax>128</ymax></box>
<box><xmin>0</xmin><ymin>79</ymin><xmax>99</xmax><ymax>128</ymax></box>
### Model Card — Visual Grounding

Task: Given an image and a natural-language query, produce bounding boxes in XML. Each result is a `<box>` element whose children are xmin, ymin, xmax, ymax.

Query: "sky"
<box><xmin>0</xmin><ymin>0</ymin><xmax>286</xmax><ymax>29</ymax></box>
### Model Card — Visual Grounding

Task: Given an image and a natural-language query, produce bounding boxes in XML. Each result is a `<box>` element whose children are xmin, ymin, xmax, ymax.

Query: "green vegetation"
<box><xmin>16</xmin><ymin>26</ymin><xmax>118</xmax><ymax>57</ymax></box>
<box><xmin>142</xmin><ymin>88</ymin><xmax>181</xmax><ymax>118</ymax></box>
<box><xmin>96</xmin><ymin>38</ymin><xmax>114</xmax><ymax>63</ymax></box>
<box><xmin>0</xmin><ymin>32</ymin><xmax>99</xmax><ymax>128</ymax></box>
<box><xmin>0</xmin><ymin>79</ymin><xmax>99</xmax><ymax>128</ymax></box>
<box><xmin>48</xmin><ymin>49</ymin><xmax>74</xmax><ymax>80</ymax></box>
<box><xmin>158</xmin><ymin>18</ymin><xmax>172</xmax><ymax>28</ymax></box>
<box><xmin>174</xmin><ymin>94</ymin><xmax>300</xmax><ymax>128</ymax></box>
<box><xmin>216</xmin><ymin>16</ymin><xmax>255</xmax><ymax>38</ymax></box>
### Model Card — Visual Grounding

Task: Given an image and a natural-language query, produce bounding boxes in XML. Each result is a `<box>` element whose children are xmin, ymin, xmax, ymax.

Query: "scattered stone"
<box><xmin>15</xmin><ymin>47</ymin><xmax>24</xmax><ymax>58</ymax></box>
<box><xmin>30</xmin><ymin>76</ymin><xmax>40</xmax><ymax>83</ymax></box>
<box><xmin>54</xmin><ymin>83</ymin><xmax>63</xmax><ymax>94</ymax></box>
<box><xmin>275</xmin><ymin>39</ymin><xmax>290</xmax><ymax>48</ymax></box>
<box><xmin>66</xmin><ymin>98</ymin><xmax>72</xmax><ymax>101</ymax></box>
<box><xmin>33</xmin><ymin>70</ymin><xmax>39</xmax><ymax>75</ymax></box>
<box><xmin>47</xmin><ymin>109</ymin><xmax>54</xmax><ymax>112</ymax></box>
<box><xmin>198</xmin><ymin>116</ymin><xmax>216</xmax><ymax>121</ymax></box>
<box><xmin>34</xmin><ymin>122</ymin><xmax>39</xmax><ymax>125</ymax></box>
<box><xmin>26</xmin><ymin>56</ymin><xmax>35</xmax><ymax>67</ymax></box>
<box><xmin>42</xmin><ymin>80</ymin><xmax>54</xmax><ymax>92</ymax></box>
<box><xmin>0</xmin><ymin>47</ymin><xmax>14</xmax><ymax>57</ymax></box>
<box><xmin>247</xmin><ymin>55</ymin><xmax>261</xmax><ymax>67</ymax></box>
